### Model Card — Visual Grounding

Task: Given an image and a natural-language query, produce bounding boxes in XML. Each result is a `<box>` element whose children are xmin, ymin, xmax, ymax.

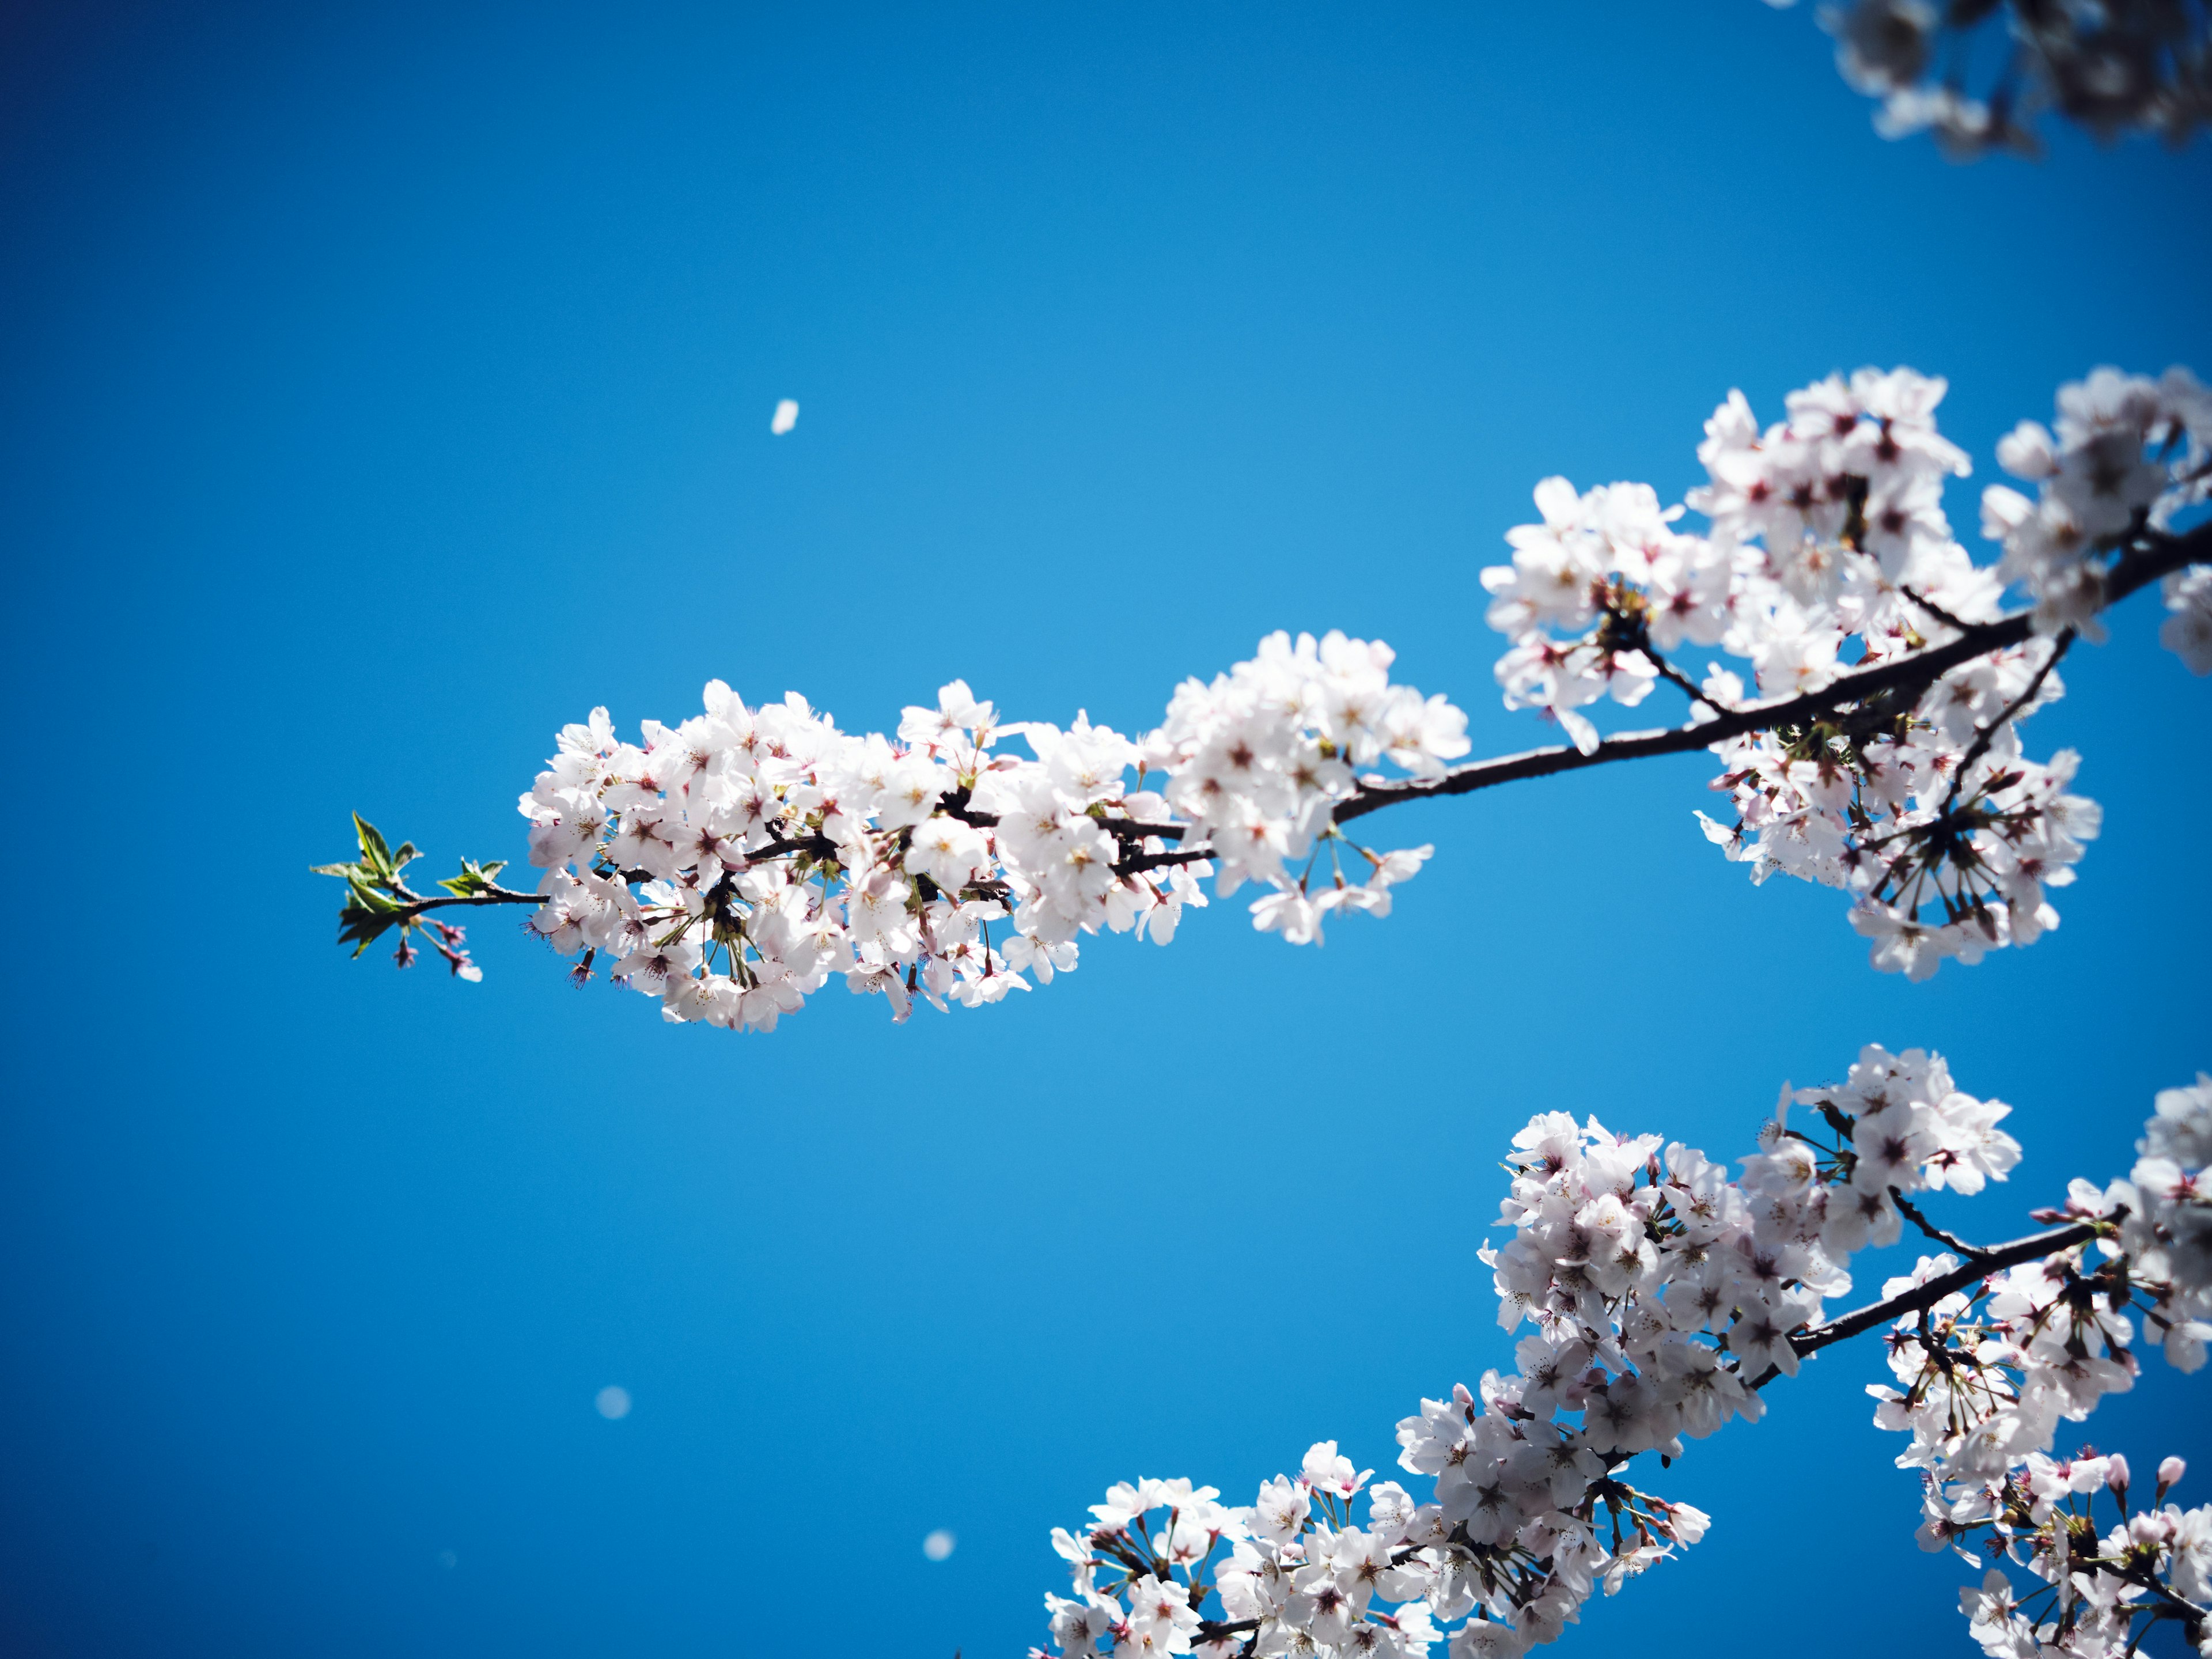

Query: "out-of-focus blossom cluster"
<box><xmin>2165</xmin><ymin>565</ymin><xmax>2212</xmax><ymax>673</ymax></box>
<box><xmin>1984</xmin><ymin>367</ymin><xmax>2212</xmax><ymax>635</ymax></box>
<box><xmin>1036</xmin><ymin>1044</ymin><xmax>2054</xmax><ymax>1658</ymax></box>
<box><xmin>2127</xmin><ymin>1075</ymin><xmax>2212</xmax><ymax>1315</ymax></box>
<box><xmin>1869</xmin><ymin>1077</ymin><xmax>2212</xmax><ymax>1656</ymax></box>
<box><xmin>1766</xmin><ymin>0</ymin><xmax>2210</xmax><ymax>157</ymax></box>
<box><xmin>514</xmin><ymin>634</ymin><xmax>1461</xmax><ymax>1032</ymax></box>
<box><xmin>1481</xmin><ymin>365</ymin><xmax>2210</xmax><ymax>980</ymax></box>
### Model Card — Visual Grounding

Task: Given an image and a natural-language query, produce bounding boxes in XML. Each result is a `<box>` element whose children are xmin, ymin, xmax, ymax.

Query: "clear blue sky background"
<box><xmin>2</xmin><ymin>4</ymin><xmax>2207</xmax><ymax>1656</ymax></box>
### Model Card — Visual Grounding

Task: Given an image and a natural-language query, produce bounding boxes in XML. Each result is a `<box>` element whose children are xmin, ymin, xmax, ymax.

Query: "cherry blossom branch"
<box><xmin>325</xmin><ymin>365</ymin><xmax>2212</xmax><ymax>1019</ymax></box>
<box><xmin>1039</xmin><ymin>1060</ymin><xmax>2211</xmax><ymax>1659</ymax></box>
<box><xmin>1332</xmin><ymin>521</ymin><xmax>2208</xmax><ymax>828</ymax></box>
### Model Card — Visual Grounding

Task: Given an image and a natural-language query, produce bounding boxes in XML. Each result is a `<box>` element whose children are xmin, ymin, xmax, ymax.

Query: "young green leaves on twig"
<box><xmin>313</xmin><ymin>812</ymin><xmax>536</xmax><ymax>980</ymax></box>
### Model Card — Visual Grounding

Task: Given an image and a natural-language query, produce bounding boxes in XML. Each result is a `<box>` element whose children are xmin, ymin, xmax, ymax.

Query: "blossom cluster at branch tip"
<box><xmin>514</xmin><ymin>634</ymin><xmax>1460</xmax><ymax>1031</ymax></box>
<box><xmin>1765</xmin><ymin>0</ymin><xmax>2210</xmax><ymax>158</ymax></box>
<box><xmin>1480</xmin><ymin>363</ymin><xmax>2211</xmax><ymax>981</ymax></box>
<box><xmin>1036</xmin><ymin>1048</ymin><xmax>2212</xmax><ymax>1658</ymax></box>
<box><xmin>1870</xmin><ymin>1075</ymin><xmax>2212</xmax><ymax>1657</ymax></box>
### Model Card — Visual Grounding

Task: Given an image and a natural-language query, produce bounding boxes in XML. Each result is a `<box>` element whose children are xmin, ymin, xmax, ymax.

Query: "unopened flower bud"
<box><xmin>2159</xmin><ymin>1456</ymin><xmax>2187</xmax><ymax>1490</ymax></box>
<box><xmin>2104</xmin><ymin>1454</ymin><xmax>2128</xmax><ymax>1493</ymax></box>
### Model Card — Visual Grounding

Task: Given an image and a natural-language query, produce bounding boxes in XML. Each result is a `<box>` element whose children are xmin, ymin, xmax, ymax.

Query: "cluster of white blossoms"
<box><xmin>1480</xmin><ymin>364</ymin><xmax>2212</xmax><ymax>981</ymax></box>
<box><xmin>513</xmin><ymin>634</ymin><xmax>1461</xmax><ymax>1031</ymax></box>
<box><xmin>1765</xmin><ymin>0</ymin><xmax>2211</xmax><ymax>158</ymax></box>
<box><xmin>1871</xmin><ymin>1076</ymin><xmax>2212</xmax><ymax>1656</ymax></box>
<box><xmin>1033</xmin><ymin>1047</ymin><xmax>2212</xmax><ymax>1659</ymax></box>
<box><xmin>1953</xmin><ymin>1457</ymin><xmax>2211</xmax><ymax>1659</ymax></box>
<box><xmin>1152</xmin><ymin>630</ymin><xmax>1461</xmax><ymax>943</ymax></box>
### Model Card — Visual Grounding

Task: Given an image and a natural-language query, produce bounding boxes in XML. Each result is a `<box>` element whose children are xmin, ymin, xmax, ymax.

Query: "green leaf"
<box><xmin>337</xmin><ymin>891</ymin><xmax>404</xmax><ymax>956</ymax></box>
<box><xmin>352</xmin><ymin>812</ymin><xmax>394</xmax><ymax>879</ymax></box>
<box><xmin>346</xmin><ymin>877</ymin><xmax>402</xmax><ymax>914</ymax></box>
<box><xmin>323</xmin><ymin>816</ymin><xmax>448</xmax><ymax>960</ymax></box>
<box><xmin>435</xmin><ymin>857</ymin><xmax>509</xmax><ymax>899</ymax></box>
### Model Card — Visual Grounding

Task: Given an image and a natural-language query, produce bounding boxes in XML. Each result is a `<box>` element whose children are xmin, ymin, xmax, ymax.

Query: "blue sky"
<box><xmin>1</xmin><ymin>3</ymin><xmax>2208</xmax><ymax>1655</ymax></box>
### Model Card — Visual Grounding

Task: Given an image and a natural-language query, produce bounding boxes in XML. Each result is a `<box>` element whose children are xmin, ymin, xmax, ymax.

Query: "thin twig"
<box><xmin>1889</xmin><ymin>1188</ymin><xmax>1991</xmax><ymax>1259</ymax></box>
<box><xmin>1639</xmin><ymin>647</ymin><xmax>1710</xmax><ymax>709</ymax></box>
<box><xmin>1938</xmin><ymin>629</ymin><xmax>2074</xmax><ymax>813</ymax></box>
<box><xmin>388</xmin><ymin>886</ymin><xmax>543</xmax><ymax>916</ymax></box>
<box><xmin>1900</xmin><ymin>585</ymin><xmax>1975</xmax><ymax>633</ymax></box>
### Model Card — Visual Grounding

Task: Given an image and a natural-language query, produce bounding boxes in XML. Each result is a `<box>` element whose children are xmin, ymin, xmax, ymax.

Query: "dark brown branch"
<box><xmin>392</xmin><ymin>887</ymin><xmax>543</xmax><ymax>914</ymax></box>
<box><xmin>943</xmin><ymin>788</ymin><xmax>1186</xmax><ymax>844</ymax></box>
<box><xmin>1099</xmin><ymin>817</ymin><xmax>1187</xmax><ymax>841</ymax></box>
<box><xmin>1195</xmin><ymin>1619</ymin><xmax>1260</xmax><ymax>1644</ymax></box>
<box><xmin>941</xmin><ymin>793</ymin><xmax>998</xmax><ymax>828</ymax></box>
<box><xmin>1115</xmin><ymin>847</ymin><xmax>1215</xmax><ymax>877</ymax></box>
<box><xmin>751</xmin><ymin>830</ymin><xmax>842</xmax><ymax>864</ymax></box>
<box><xmin>1333</xmin><ymin>523</ymin><xmax>2207</xmax><ymax>828</ymax></box>
<box><xmin>1783</xmin><ymin>1218</ymin><xmax>2100</xmax><ymax>1367</ymax></box>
